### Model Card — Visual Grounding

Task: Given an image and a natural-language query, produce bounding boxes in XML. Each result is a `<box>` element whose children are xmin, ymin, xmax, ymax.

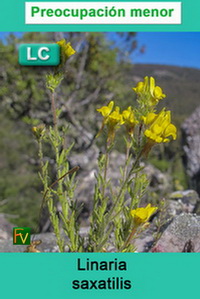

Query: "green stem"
<box><xmin>109</xmin><ymin>150</ymin><xmax>142</xmax><ymax>222</ymax></box>
<box><xmin>51</xmin><ymin>90</ymin><xmax>64</xmax><ymax>205</ymax></box>
<box><xmin>122</xmin><ymin>137</ymin><xmax>131</xmax><ymax>183</ymax></box>
<box><xmin>137</xmin><ymin>123</ymin><xmax>143</xmax><ymax>149</ymax></box>
<box><xmin>51</xmin><ymin>91</ymin><xmax>57</xmax><ymax>130</ymax></box>
<box><xmin>102</xmin><ymin>143</ymin><xmax>109</xmax><ymax>200</ymax></box>
<box><xmin>38</xmin><ymin>139</ymin><xmax>44</xmax><ymax>171</ymax></box>
<box><xmin>121</xmin><ymin>227</ymin><xmax>137</xmax><ymax>251</ymax></box>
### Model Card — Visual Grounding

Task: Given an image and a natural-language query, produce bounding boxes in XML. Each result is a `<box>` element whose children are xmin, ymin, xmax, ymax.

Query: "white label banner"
<box><xmin>25</xmin><ymin>2</ymin><xmax>182</xmax><ymax>25</ymax></box>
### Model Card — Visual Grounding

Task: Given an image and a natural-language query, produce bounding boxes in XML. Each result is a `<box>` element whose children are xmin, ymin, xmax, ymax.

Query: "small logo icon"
<box><xmin>13</xmin><ymin>227</ymin><xmax>31</xmax><ymax>245</ymax></box>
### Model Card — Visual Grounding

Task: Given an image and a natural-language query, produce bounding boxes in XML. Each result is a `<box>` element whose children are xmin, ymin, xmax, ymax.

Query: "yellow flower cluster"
<box><xmin>130</xmin><ymin>204</ymin><xmax>157</xmax><ymax>226</ymax></box>
<box><xmin>97</xmin><ymin>101</ymin><xmax>138</xmax><ymax>141</ymax></box>
<box><xmin>133</xmin><ymin>76</ymin><xmax>166</xmax><ymax>106</ymax></box>
<box><xmin>97</xmin><ymin>76</ymin><xmax>177</xmax><ymax>146</ymax></box>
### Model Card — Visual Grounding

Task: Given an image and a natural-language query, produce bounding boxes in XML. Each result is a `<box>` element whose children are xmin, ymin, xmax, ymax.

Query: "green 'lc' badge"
<box><xmin>18</xmin><ymin>44</ymin><xmax>60</xmax><ymax>66</ymax></box>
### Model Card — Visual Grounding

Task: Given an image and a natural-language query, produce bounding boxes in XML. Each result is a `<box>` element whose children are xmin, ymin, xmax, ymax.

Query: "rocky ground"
<box><xmin>1</xmin><ymin>189</ymin><xmax>200</xmax><ymax>252</ymax></box>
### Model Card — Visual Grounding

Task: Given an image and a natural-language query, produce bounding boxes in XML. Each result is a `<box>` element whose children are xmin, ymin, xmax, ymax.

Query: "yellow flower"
<box><xmin>133</xmin><ymin>76</ymin><xmax>166</xmax><ymax>106</ymax></box>
<box><xmin>32</xmin><ymin>127</ymin><xmax>37</xmax><ymax>133</ymax></box>
<box><xmin>107</xmin><ymin>106</ymin><xmax>124</xmax><ymax>127</ymax></box>
<box><xmin>96</xmin><ymin>101</ymin><xmax>114</xmax><ymax>119</ymax></box>
<box><xmin>32</xmin><ymin>124</ymin><xmax>46</xmax><ymax>140</ymax></box>
<box><xmin>64</xmin><ymin>42</ymin><xmax>76</xmax><ymax>57</ymax></box>
<box><xmin>122</xmin><ymin>106</ymin><xmax>137</xmax><ymax>125</ymax></box>
<box><xmin>131</xmin><ymin>204</ymin><xmax>158</xmax><ymax>226</ymax></box>
<box><xmin>106</xmin><ymin>107</ymin><xmax>124</xmax><ymax>142</ymax></box>
<box><xmin>57</xmin><ymin>39</ymin><xmax>65</xmax><ymax>48</ymax></box>
<box><xmin>143</xmin><ymin>109</ymin><xmax>177</xmax><ymax>143</ymax></box>
<box><xmin>122</xmin><ymin>106</ymin><xmax>138</xmax><ymax>136</ymax></box>
<box><xmin>133</xmin><ymin>81</ymin><xmax>144</xmax><ymax>94</ymax></box>
<box><xmin>57</xmin><ymin>39</ymin><xmax>76</xmax><ymax>64</ymax></box>
<box><xmin>142</xmin><ymin>112</ymin><xmax>157</xmax><ymax>125</ymax></box>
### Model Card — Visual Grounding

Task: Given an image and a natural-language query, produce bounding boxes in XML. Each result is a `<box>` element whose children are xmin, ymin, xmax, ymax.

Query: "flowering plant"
<box><xmin>32</xmin><ymin>40</ymin><xmax>177</xmax><ymax>252</ymax></box>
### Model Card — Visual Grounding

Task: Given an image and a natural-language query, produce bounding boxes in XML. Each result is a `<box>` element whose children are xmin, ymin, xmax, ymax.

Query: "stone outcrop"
<box><xmin>135</xmin><ymin>190</ymin><xmax>200</xmax><ymax>252</ymax></box>
<box><xmin>0</xmin><ymin>214</ymin><xmax>15</xmax><ymax>241</ymax></box>
<box><xmin>167</xmin><ymin>190</ymin><xmax>200</xmax><ymax>216</ymax></box>
<box><xmin>153</xmin><ymin>213</ymin><xmax>200</xmax><ymax>252</ymax></box>
<box><xmin>182</xmin><ymin>106</ymin><xmax>200</xmax><ymax>194</ymax></box>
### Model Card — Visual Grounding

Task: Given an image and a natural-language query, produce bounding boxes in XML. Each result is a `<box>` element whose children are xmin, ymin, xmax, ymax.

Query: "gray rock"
<box><xmin>167</xmin><ymin>190</ymin><xmax>200</xmax><ymax>216</ymax></box>
<box><xmin>154</xmin><ymin>213</ymin><xmax>200</xmax><ymax>252</ymax></box>
<box><xmin>134</xmin><ymin>227</ymin><xmax>155</xmax><ymax>252</ymax></box>
<box><xmin>0</xmin><ymin>214</ymin><xmax>15</xmax><ymax>240</ymax></box>
<box><xmin>143</xmin><ymin>163</ymin><xmax>171</xmax><ymax>193</ymax></box>
<box><xmin>182</xmin><ymin>106</ymin><xmax>200</xmax><ymax>194</ymax></box>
